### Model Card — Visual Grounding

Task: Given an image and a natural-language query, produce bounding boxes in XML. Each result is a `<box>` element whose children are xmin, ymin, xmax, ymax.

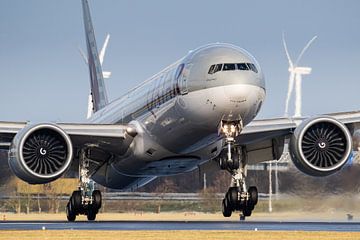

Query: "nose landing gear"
<box><xmin>219</xmin><ymin>121</ymin><xmax>258</xmax><ymax>220</ymax></box>
<box><xmin>66</xmin><ymin>149</ymin><xmax>102</xmax><ymax>222</ymax></box>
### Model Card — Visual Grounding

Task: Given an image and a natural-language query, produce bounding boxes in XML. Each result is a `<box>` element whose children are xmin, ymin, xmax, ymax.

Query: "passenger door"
<box><xmin>177</xmin><ymin>63</ymin><xmax>193</xmax><ymax>95</ymax></box>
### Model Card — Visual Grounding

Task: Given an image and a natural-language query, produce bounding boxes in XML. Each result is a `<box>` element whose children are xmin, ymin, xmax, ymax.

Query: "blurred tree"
<box><xmin>153</xmin><ymin>178</ymin><xmax>179</xmax><ymax>213</ymax></box>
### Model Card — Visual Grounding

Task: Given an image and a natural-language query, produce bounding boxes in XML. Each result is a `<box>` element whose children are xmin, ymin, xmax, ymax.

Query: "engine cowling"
<box><xmin>352</xmin><ymin>129</ymin><xmax>360</xmax><ymax>151</ymax></box>
<box><xmin>9</xmin><ymin>123</ymin><xmax>73</xmax><ymax>184</ymax></box>
<box><xmin>289</xmin><ymin>116</ymin><xmax>352</xmax><ymax>176</ymax></box>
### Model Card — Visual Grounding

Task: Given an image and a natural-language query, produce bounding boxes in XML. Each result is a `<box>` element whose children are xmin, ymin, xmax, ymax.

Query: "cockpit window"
<box><xmin>213</xmin><ymin>64</ymin><xmax>223</xmax><ymax>73</ymax></box>
<box><xmin>223</xmin><ymin>63</ymin><xmax>236</xmax><ymax>71</ymax></box>
<box><xmin>237</xmin><ymin>63</ymin><xmax>249</xmax><ymax>70</ymax></box>
<box><xmin>247</xmin><ymin>63</ymin><xmax>258</xmax><ymax>73</ymax></box>
<box><xmin>208</xmin><ymin>65</ymin><xmax>215</xmax><ymax>74</ymax></box>
<box><xmin>208</xmin><ymin>63</ymin><xmax>257</xmax><ymax>74</ymax></box>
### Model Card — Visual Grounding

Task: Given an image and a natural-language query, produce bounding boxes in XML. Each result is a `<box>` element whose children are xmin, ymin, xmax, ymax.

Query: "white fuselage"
<box><xmin>89</xmin><ymin>43</ymin><xmax>266</xmax><ymax>190</ymax></box>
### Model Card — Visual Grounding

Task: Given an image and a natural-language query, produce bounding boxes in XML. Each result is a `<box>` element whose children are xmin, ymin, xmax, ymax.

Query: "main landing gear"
<box><xmin>219</xmin><ymin>121</ymin><xmax>258</xmax><ymax>220</ymax></box>
<box><xmin>66</xmin><ymin>149</ymin><xmax>102</xmax><ymax>222</ymax></box>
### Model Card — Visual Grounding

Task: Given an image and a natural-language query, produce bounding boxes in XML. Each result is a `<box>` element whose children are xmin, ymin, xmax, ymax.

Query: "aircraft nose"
<box><xmin>223</xmin><ymin>85</ymin><xmax>247</xmax><ymax>103</ymax></box>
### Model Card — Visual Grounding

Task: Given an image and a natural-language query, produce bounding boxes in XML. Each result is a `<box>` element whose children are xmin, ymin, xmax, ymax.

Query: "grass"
<box><xmin>0</xmin><ymin>230</ymin><xmax>359</xmax><ymax>240</ymax></box>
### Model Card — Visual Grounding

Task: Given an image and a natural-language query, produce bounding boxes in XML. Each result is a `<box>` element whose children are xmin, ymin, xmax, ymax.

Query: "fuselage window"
<box><xmin>223</xmin><ymin>63</ymin><xmax>236</xmax><ymax>71</ymax></box>
<box><xmin>237</xmin><ymin>63</ymin><xmax>249</xmax><ymax>70</ymax></box>
<box><xmin>213</xmin><ymin>64</ymin><xmax>223</xmax><ymax>73</ymax></box>
<box><xmin>208</xmin><ymin>64</ymin><xmax>215</xmax><ymax>74</ymax></box>
<box><xmin>247</xmin><ymin>63</ymin><xmax>258</xmax><ymax>73</ymax></box>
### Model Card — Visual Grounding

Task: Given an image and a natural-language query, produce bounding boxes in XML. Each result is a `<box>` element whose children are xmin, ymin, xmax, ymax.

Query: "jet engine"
<box><xmin>289</xmin><ymin>116</ymin><xmax>352</xmax><ymax>176</ymax></box>
<box><xmin>8</xmin><ymin>123</ymin><xmax>73</xmax><ymax>184</ymax></box>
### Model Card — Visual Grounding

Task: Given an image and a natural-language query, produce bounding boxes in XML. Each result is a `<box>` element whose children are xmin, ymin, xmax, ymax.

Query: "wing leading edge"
<box><xmin>0</xmin><ymin>121</ymin><xmax>136</xmax><ymax>160</ymax></box>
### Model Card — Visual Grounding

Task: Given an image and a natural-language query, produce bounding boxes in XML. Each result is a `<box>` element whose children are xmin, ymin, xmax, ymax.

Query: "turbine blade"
<box><xmin>295</xmin><ymin>35</ymin><xmax>317</xmax><ymax>66</ymax></box>
<box><xmin>78</xmin><ymin>46</ymin><xmax>88</xmax><ymax>65</ymax></box>
<box><xmin>282</xmin><ymin>32</ymin><xmax>294</xmax><ymax>68</ymax></box>
<box><xmin>99</xmin><ymin>34</ymin><xmax>110</xmax><ymax>65</ymax></box>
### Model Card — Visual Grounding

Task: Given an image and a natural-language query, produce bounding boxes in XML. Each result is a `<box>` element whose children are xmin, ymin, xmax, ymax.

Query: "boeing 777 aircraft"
<box><xmin>1</xmin><ymin>0</ymin><xmax>360</xmax><ymax>221</ymax></box>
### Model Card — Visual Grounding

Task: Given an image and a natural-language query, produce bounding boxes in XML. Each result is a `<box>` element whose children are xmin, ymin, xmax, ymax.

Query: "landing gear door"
<box><xmin>178</xmin><ymin>63</ymin><xmax>192</xmax><ymax>95</ymax></box>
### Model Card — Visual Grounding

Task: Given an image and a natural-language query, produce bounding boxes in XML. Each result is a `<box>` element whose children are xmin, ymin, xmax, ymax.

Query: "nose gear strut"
<box><xmin>219</xmin><ymin>121</ymin><xmax>258</xmax><ymax>220</ymax></box>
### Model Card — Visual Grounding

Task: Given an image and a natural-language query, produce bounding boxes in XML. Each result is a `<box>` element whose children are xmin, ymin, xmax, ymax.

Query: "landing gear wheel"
<box><xmin>87</xmin><ymin>207</ymin><xmax>97</xmax><ymax>221</ymax></box>
<box><xmin>231</xmin><ymin>150</ymin><xmax>240</xmax><ymax>169</ymax></box>
<box><xmin>219</xmin><ymin>157</ymin><xmax>240</xmax><ymax>170</ymax></box>
<box><xmin>248</xmin><ymin>186</ymin><xmax>258</xmax><ymax>206</ymax></box>
<box><xmin>222</xmin><ymin>198</ymin><xmax>232</xmax><ymax>217</ymax></box>
<box><xmin>92</xmin><ymin>190</ymin><xmax>102</xmax><ymax>211</ymax></box>
<box><xmin>66</xmin><ymin>202</ymin><xmax>76</xmax><ymax>222</ymax></box>
<box><xmin>228</xmin><ymin>187</ymin><xmax>238</xmax><ymax>207</ymax></box>
<box><xmin>71</xmin><ymin>190</ymin><xmax>82</xmax><ymax>212</ymax></box>
<box><xmin>243</xmin><ymin>207</ymin><xmax>252</xmax><ymax>217</ymax></box>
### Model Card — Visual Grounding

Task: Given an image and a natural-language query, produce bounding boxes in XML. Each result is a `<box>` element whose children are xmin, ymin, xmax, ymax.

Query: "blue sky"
<box><xmin>0</xmin><ymin>0</ymin><xmax>359</xmax><ymax>122</ymax></box>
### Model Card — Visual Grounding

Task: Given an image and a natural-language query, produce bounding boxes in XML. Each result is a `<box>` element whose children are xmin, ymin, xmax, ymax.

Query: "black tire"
<box><xmin>248</xmin><ymin>186</ymin><xmax>258</xmax><ymax>206</ymax></box>
<box><xmin>232</xmin><ymin>156</ymin><xmax>240</xmax><ymax>169</ymax></box>
<box><xmin>243</xmin><ymin>207</ymin><xmax>252</xmax><ymax>217</ymax></box>
<box><xmin>247</xmin><ymin>203</ymin><xmax>255</xmax><ymax>211</ymax></box>
<box><xmin>66</xmin><ymin>202</ymin><xmax>76</xmax><ymax>222</ymax></box>
<box><xmin>219</xmin><ymin>158</ymin><xmax>227</xmax><ymax>170</ymax></box>
<box><xmin>222</xmin><ymin>199</ymin><xmax>232</xmax><ymax>217</ymax></box>
<box><xmin>227</xmin><ymin>187</ymin><xmax>239</xmax><ymax>208</ymax></box>
<box><xmin>230</xmin><ymin>150</ymin><xmax>240</xmax><ymax>169</ymax></box>
<box><xmin>87</xmin><ymin>207</ymin><xmax>97</xmax><ymax>221</ymax></box>
<box><xmin>92</xmin><ymin>190</ymin><xmax>102</xmax><ymax>210</ymax></box>
<box><xmin>71</xmin><ymin>190</ymin><xmax>82</xmax><ymax>212</ymax></box>
<box><xmin>226</xmin><ymin>159</ymin><xmax>234</xmax><ymax>170</ymax></box>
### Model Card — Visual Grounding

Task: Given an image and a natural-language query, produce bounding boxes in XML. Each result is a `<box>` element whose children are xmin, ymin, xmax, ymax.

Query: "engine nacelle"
<box><xmin>352</xmin><ymin>129</ymin><xmax>360</xmax><ymax>151</ymax></box>
<box><xmin>290</xmin><ymin>116</ymin><xmax>352</xmax><ymax>176</ymax></box>
<box><xmin>9</xmin><ymin>123</ymin><xmax>73</xmax><ymax>184</ymax></box>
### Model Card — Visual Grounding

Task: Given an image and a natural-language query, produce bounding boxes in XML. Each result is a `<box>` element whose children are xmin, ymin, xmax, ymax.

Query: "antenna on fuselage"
<box><xmin>283</xmin><ymin>32</ymin><xmax>317</xmax><ymax>118</ymax></box>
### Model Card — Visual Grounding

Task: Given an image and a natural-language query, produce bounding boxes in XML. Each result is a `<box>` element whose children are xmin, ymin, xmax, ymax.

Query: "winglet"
<box><xmin>81</xmin><ymin>0</ymin><xmax>108</xmax><ymax>112</ymax></box>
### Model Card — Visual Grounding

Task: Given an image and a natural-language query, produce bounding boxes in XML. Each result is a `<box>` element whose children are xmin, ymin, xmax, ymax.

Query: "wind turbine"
<box><xmin>283</xmin><ymin>33</ymin><xmax>317</xmax><ymax>118</ymax></box>
<box><xmin>79</xmin><ymin>34</ymin><xmax>111</xmax><ymax>119</ymax></box>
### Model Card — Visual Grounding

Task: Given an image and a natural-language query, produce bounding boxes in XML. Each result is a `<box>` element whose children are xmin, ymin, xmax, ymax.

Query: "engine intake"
<box><xmin>9</xmin><ymin>123</ymin><xmax>73</xmax><ymax>184</ymax></box>
<box><xmin>290</xmin><ymin>116</ymin><xmax>352</xmax><ymax>176</ymax></box>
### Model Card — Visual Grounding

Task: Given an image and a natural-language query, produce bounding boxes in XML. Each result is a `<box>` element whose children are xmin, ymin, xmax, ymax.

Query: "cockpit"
<box><xmin>208</xmin><ymin>63</ymin><xmax>258</xmax><ymax>74</ymax></box>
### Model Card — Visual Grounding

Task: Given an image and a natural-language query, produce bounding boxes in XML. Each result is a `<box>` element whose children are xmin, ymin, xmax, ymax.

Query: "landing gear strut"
<box><xmin>219</xmin><ymin>121</ymin><xmax>258</xmax><ymax>220</ymax></box>
<box><xmin>66</xmin><ymin>149</ymin><xmax>102</xmax><ymax>222</ymax></box>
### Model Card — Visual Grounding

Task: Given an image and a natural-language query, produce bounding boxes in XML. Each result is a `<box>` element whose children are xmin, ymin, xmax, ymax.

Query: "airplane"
<box><xmin>1</xmin><ymin>0</ymin><xmax>360</xmax><ymax>221</ymax></box>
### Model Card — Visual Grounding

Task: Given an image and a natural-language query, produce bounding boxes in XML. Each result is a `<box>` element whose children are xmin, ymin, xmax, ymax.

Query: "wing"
<box><xmin>236</xmin><ymin>111</ymin><xmax>360</xmax><ymax>165</ymax></box>
<box><xmin>0</xmin><ymin>121</ymin><xmax>26</xmax><ymax>150</ymax></box>
<box><xmin>0</xmin><ymin>121</ymin><xmax>136</xmax><ymax>175</ymax></box>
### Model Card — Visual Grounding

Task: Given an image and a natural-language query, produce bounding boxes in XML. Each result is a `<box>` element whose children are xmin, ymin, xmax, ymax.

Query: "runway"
<box><xmin>0</xmin><ymin>221</ymin><xmax>359</xmax><ymax>231</ymax></box>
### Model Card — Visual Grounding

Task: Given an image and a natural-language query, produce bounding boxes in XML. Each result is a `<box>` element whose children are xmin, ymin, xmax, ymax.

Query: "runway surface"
<box><xmin>0</xmin><ymin>221</ymin><xmax>359</xmax><ymax>231</ymax></box>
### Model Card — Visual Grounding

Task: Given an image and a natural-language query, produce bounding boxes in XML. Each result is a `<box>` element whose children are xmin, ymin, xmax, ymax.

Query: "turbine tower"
<box><xmin>283</xmin><ymin>33</ymin><xmax>317</xmax><ymax>118</ymax></box>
